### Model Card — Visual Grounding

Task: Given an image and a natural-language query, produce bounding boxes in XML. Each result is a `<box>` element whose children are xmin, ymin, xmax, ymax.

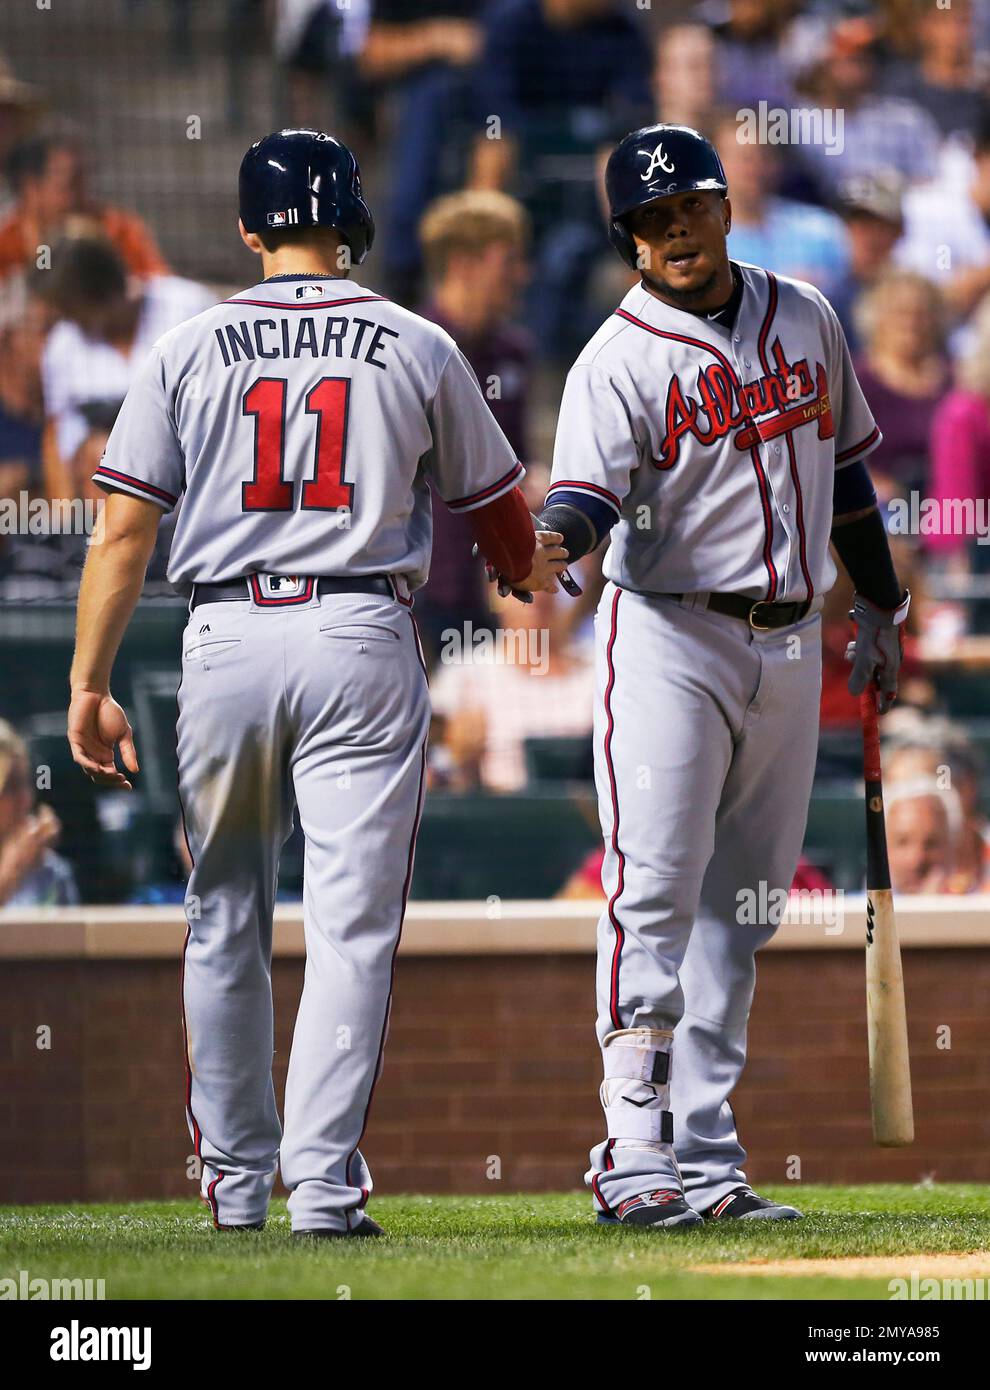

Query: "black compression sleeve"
<box><xmin>830</xmin><ymin>507</ymin><xmax>903</xmax><ymax>610</ymax></box>
<box><xmin>537</xmin><ymin>503</ymin><xmax>599</xmax><ymax>564</ymax></box>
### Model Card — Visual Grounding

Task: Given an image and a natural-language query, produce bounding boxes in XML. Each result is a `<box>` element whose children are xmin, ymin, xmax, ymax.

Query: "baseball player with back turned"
<box><xmin>67</xmin><ymin>130</ymin><xmax>567</xmax><ymax>1238</ymax></box>
<box><xmin>532</xmin><ymin>124</ymin><xmax>909</xmax><ymax>1228</ymax></box>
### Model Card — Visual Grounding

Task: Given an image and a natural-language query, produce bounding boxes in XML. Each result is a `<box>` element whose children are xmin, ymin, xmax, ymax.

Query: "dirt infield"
<box><xmin>699</xmin><ymin>1252</ymin><xmax>990</xmax><ymax>1280</ymax></box>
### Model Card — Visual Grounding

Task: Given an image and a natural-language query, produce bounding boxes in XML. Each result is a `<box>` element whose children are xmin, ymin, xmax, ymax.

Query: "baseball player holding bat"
<box><xmin>67</xmin><ymin>130</ymin><xmax>567</xmax><ymax>1238</ymax></box>
<box><xmin>523</xmin><ymin>124</ymin><xmax>909</xmax><ymax>1228</ymax></box>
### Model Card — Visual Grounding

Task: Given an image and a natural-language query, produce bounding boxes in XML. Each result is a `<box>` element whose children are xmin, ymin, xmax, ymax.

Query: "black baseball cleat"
<box><xmin>293</xmin><ymin>1215</ymin><xmax>385</xmax><ymax>1240</ymax></box>
<box><xmin>703</xmin><ymin>1186</ymin><xmax>802</xmax><ymax>1221</ymax></box>
<box><xmin>215</xmin><ymin>1220</ymin><xmax>266</xmax><ymax>1232</ymax></box>
<box><xmin>597</xmin><ymin>1189</ymin><xmax>704</xmax><ymax>1229</ymax></box>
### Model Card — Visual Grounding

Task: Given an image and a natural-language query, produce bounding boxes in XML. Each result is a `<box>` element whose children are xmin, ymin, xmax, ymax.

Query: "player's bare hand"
<box><xmin>68</xmin><ymin>690</ymin><xmax>140</xmax><ymax>790</ymax></box>
<box><xmin>510</xmin><ymin>531</ymin><xmax>569</xmax><ymax>597</ymax></box>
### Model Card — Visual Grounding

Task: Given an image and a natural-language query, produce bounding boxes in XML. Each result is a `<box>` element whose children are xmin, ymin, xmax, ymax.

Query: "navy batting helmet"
<box><xmin>238</xmin><ymin>129</ymin><xmax>375</xmax><ymax>264</ymax></box>
<box><xmin>605</xmin><ymin>124</ymin><xmax>727</xmax><ymax>268</ymax></box>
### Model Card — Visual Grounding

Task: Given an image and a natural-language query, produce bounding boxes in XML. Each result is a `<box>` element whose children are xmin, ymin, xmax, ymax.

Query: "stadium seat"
<box><xmin>410</xmin><ymin>790</ymin><xmax>600</xmax><ymax>900</ymax></box>
<box><xmin>523</xmin><ymin>735</ymin><xmax>594</xmax><ymax>785</ymax></box>
<box><xmin>930</xmin><ymin>668</ymin><xmax>990</xmax><ymax>720</ymax></box>
<box><xmin>802</xmin><ymin>783</ymin><xmax>865</xmax><ymax>891</ymax></box>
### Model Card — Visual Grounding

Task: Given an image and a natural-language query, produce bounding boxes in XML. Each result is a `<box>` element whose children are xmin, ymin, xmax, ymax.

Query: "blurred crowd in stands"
<box><xmin>3</xmin><ymin>0</ymin><xmax>990</xmax><ymax>906</ymax></box>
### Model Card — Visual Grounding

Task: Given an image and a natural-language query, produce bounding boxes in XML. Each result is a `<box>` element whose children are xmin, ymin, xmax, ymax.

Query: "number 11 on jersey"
<box><xmin>241</xmin><ymin>376</ymin><xmax>354</xmax><ymax>513</ymax></box>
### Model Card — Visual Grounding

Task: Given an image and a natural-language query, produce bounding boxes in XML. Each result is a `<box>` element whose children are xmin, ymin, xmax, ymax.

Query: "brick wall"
<box><xmin>2</xmin><ymin>949</ymin><xmax>988</xmax><ymax>1204</ymax></box>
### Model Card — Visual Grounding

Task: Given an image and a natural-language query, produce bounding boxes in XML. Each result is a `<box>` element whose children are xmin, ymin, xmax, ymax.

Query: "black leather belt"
<box><xmin>191</xmin><ymin>574</ymin><xmax>393</xmax><ymax>610</ymax></box>
<box><xmin>662</xmin><ymin>591</ymin><xmax>812</xmax><ymax>631</ymax></box>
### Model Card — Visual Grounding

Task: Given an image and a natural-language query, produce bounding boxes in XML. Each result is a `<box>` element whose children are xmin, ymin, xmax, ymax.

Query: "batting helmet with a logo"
<box><xmin>605</xmin><ymin>123</ymin><xmax>727</xmax><ymax>268</ymax></box>
<box><xmin>238</xmin><ymin>129</ymin><xmax>375</xmax><ymax>264</ymax></box>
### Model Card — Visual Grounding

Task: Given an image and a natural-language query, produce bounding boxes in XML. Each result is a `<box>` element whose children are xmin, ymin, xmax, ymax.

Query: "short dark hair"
<box><xmin>6</xmin><ymin>133</ymin><xmax>80</xmax><ymax>194</ymax></box>
<box><xmin>34</xmin><ymin>236</ymin><xmax>128</xmax><ymax>314</ymax></box>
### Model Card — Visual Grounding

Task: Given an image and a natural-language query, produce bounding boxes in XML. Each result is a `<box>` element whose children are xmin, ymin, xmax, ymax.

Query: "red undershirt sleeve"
<box><xmin>464</xmin><ymin>485</ymin><xmax>535</xmax><ymax>586</ymax></box>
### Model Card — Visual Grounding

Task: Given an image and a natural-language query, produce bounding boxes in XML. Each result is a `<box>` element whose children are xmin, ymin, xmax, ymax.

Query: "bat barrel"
<box><xmin>860</xmin><ymin>689</ymin><xmax>914</xmax><ymax>1146</ymax></box>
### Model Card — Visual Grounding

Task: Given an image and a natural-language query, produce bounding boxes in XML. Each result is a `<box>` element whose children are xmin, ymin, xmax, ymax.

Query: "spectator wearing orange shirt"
<box><xmin>0</xmin><ymin>133</ymin><xmax>167</xmax><ymax>285</ymax></box>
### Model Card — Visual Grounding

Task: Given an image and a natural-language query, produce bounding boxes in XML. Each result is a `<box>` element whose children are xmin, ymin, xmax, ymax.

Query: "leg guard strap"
<box><xmin>601</xmin><ymin>1028</ymin><xmax>673</xmax><ymax>1083</ymax></box>
<box><xmin>604</xmin><ymin>1104</ymin><xmax>674</xmax><ymax>1144</ymax></box>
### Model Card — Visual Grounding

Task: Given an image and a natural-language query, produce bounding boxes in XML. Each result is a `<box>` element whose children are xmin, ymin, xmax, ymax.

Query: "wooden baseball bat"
<box><xmin>861</xmin><ymin>688</ymin><xmax>914</xmax><ymax>1146</ymax></box>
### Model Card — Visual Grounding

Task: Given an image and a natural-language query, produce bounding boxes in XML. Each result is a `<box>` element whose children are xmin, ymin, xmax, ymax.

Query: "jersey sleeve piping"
<box><xmin>445</xmin><ymin>459</ymin><xmax>525</xmax><ymax>513</ymax></box>
<box><xmin>545</xmin><ymin>478</ymin><xmax>622</xmax><ymax>517</ymax></box>
<box><xmin>835</xmin><ymin>425</ymin><xmax>882</xmax><ymax>467</ymax></box>
<box><xmin>91</xmin><ymin>465</ymin><xmax>179</xmax><ymax>510</ymax></box>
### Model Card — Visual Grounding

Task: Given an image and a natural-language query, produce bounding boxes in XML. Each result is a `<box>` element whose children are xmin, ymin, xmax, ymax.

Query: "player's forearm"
<box><xmin>537</xmin><ymin>489</ymin><xmax>618</xmax><ymax>564</ymax></box>
<box><xmin>831</xmin><ymin>504</ymin><xmax>903</xmax><ymax>610</ymax></box>
<box><xmin>536</xmin><ymin>502</ymin><xmax>601</xmax><ymax>564</ymax></box>
<box><xmin>467</xmin><ymin>485</ymin><xmax>535</xmax><ymax>583</ymax></box>
<box><xmin>70</xmin><ymin>503</ymin><xmax>159</xmax><ymax>695</ymax></box>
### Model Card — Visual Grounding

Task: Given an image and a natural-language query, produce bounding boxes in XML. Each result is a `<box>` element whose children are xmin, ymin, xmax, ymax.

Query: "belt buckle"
<box><xmin>259</xmin><ymin>573</ymin><xmax>302</xmax><ymax>599</ymax></box>
<box><xmin>748</xmin><ymin>601</ymin><xmax>773</xmax><ymax>632</ymax></box>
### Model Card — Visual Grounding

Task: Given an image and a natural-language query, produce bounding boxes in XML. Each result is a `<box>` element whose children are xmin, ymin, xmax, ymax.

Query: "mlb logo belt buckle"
<box><xmin>249</xmin><ymin>573</ymin><xmax>315</xmax><ymax>607</ymax></box>
<box><xmin>261</xmin><ymin>574</ymin><xmax>301</xmax><ymax>596</ymax></box>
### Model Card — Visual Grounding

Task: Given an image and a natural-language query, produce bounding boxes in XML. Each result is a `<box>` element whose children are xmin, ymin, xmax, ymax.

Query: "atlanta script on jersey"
<box><xmin>548</xmin><ymin>262</ymin><xmax>880</xmax><ymax>602</ymax></box>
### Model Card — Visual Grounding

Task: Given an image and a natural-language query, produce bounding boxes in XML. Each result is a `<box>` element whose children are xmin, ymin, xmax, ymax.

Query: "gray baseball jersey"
<box><xmin>96</xmin><ymin>273</ymin><xmax>524</xmax><ymax>1234</ymax></box>
<box><xmin>548</xmin><ymin>263</ymin><xmax>880</xmax><ymax>601</ymax></box>
<box><xmin>94</xmin><ymin>275</ymin><xmax>524</xmax><ymax>595</ymax></box>
<box><xmin>553</xmin><ymin>266</ymin><xmax>877</xmax><ymax>1220</ymax></box>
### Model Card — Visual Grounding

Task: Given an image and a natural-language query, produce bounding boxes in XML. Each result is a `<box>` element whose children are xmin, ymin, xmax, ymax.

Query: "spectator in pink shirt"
<box><xmin>926</xmin><ymin>304</ymin><xmax>990</xmax><ymax>575</ymax></box>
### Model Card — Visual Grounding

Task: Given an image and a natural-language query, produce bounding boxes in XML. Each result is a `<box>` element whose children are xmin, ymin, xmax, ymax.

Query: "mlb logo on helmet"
<box><xmin>267</xmin><ymin>208</ymin><xmax>299</xmax><ymax>228</ymax></box>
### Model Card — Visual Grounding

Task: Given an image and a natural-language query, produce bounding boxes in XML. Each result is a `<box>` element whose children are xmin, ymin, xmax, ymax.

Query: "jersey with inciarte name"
<box><xmin>93</xmin><ymin>276</ymin><xmax>524</xmax><ymax>595</ymax></box>
<box><xmin>547</xmin><ymin>262</ymin><xmax>880</xmax><ymax>602</ymax></box>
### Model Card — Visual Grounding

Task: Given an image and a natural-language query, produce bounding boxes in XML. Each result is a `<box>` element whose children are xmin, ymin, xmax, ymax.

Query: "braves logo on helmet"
<box><xmin>605</xmin><ymin>124</ymin><xmax>726</xmax><ymax>267</ymax></box>
<box><xmin>640</xmin><ymin>143</ymin><xmax>675</xmax><ymax>181</ymax></box>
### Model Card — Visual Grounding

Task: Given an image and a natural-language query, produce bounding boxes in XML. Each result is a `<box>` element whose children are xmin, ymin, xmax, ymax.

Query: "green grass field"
<box><xmin>2</xmin><ymin>1186</ymin><xmax>989</xmax><ymax>1300</ymax></box>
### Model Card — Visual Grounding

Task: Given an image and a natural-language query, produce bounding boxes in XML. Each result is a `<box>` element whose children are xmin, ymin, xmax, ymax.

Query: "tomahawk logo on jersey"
<box><xmin>547</xmin><ymin>263</ymin><xmax>880</xmax><ymax>603</ymax></box>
